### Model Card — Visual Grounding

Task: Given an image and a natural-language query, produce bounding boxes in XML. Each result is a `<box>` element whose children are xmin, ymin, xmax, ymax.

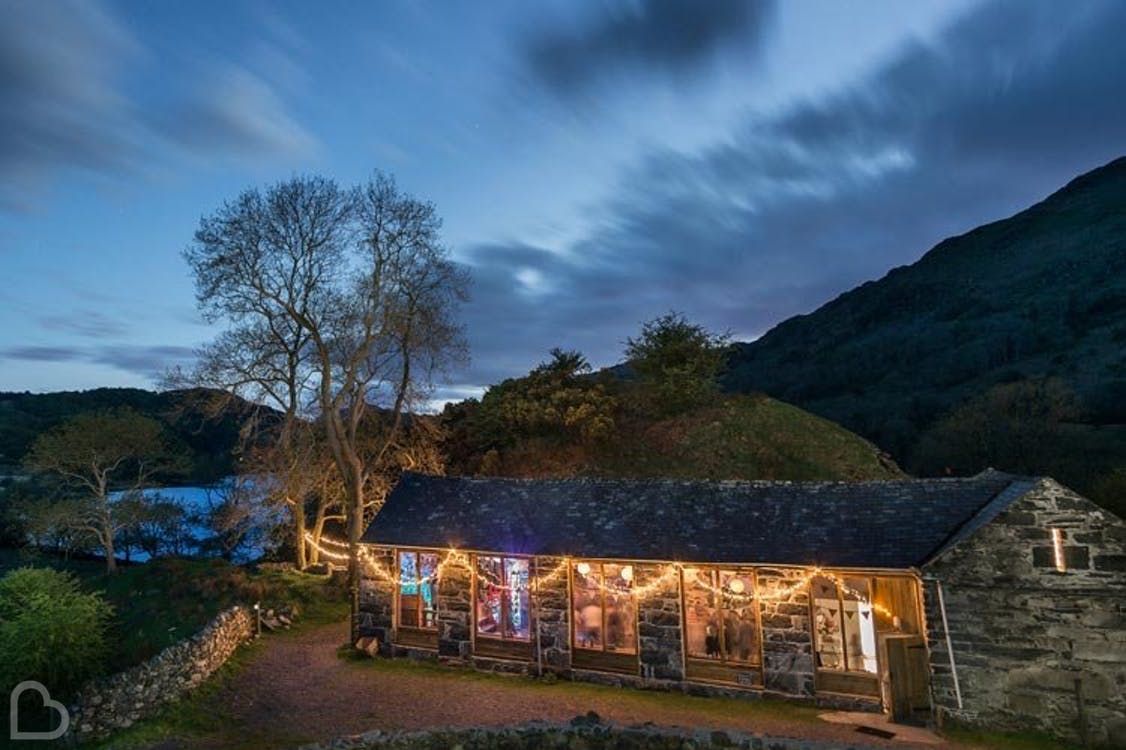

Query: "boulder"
<box><xmin>355</xmin><ymin>636</ymin><xmax>381</xmax><ymax>657</ymax></box>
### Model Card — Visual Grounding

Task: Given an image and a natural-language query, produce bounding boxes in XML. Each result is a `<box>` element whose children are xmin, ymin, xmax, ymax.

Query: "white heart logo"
<box><xmin>10</xmin><ymin>681</ymin><xmax>71</xmax><ymax>741</ymax></box>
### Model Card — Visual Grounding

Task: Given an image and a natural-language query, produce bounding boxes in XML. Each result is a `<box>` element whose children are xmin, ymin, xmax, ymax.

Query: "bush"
<box><xmin>0</xmin><ymin>567</ymin><xmax>113</xmax><ymax>699</ymax></box>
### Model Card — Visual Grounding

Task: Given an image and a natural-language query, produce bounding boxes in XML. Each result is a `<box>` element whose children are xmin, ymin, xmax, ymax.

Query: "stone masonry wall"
<box><xmin>636</xmin><ymin>563</ymin><xmax>684</xmax><ymax>681</ymax></box>
<box><xmin>533</xmin><ymin>555</ymin><xmax>571</xmax><ymax>674</ymax></box>
<box><xmin>358</xmin><ymin>547</ymin><xmax>395</xmax><ymax>643</ymax></box>
<box><xmin>69</xmin><ymin>605</ymin><xmax>254</xmax><ymax>742</ymax></box>
<box><xmin>922</xmin><ymin>479</ymin><xmax>1126</xmax><ymax>746</ymax></box>
<box><xmin>437</xmin><ymin>556</ymin><xmax>473</xmax><ymax>659</ymax></box>
<box><xmin>757</xmin><ymin>568</ymin><xmax>814</xmax><ymax>697</ymax></box>
<box><xmin>300</xmin><ymin>717</ymin><xmax>877</xmax><ymax>750</ymax></box>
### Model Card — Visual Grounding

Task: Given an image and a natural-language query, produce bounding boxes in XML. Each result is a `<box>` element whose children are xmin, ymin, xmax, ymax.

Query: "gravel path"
<box><xmin>149</xmin><ymin>621</ymin><xmax>960</xmax><ymax>749</ymax></box>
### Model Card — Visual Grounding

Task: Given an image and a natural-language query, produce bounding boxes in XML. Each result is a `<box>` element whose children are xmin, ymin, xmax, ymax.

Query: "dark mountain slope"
<box><xmin>726</xmin><ymin>156</ymin><xmax>1126</xmax><ymax>475</ymax></box>
<box><xmin>0</xmin><ymin>387</ymin><xmax>271</xmax><ymax>483</ymax></box>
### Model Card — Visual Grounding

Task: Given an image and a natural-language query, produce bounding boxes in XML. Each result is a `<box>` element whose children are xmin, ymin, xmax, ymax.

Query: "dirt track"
<box><xmin>145</xmin><ymin>621</ymin><xmax>955</xmax><ymax>749</ymax></box>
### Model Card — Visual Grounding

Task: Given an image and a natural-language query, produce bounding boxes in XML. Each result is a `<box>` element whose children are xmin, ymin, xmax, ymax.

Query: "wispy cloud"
<box><xmin>458</xmin><ymin>0</ymin><xmax>1126</xmax><ymax>392</ymax></box>
<box><xmin>0</xmin><ymin>343</ymin><xmax>196</xmax><ymax>380</ymax></box>
<box><xmin>524</xmin><ymin>0</ymin><xmax>775</xmax><ymax>98</ymax></box>
<box><xmin>0</xmin><ymin>0</ymin><xmax>318</xmax><ymax>211</ymax></box>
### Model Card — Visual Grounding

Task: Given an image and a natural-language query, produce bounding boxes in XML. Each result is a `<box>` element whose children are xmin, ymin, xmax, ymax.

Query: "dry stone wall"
<box><xmin>757</xmin><ymin>568</ymin><xmax>814</xmax><ymax>697</ymax></box>
<box><xmin>922</xmin><ymin>479</ymin><xmax>1126</xmax><ymax>746</ymax></box>
<box><xmin>534</xmin><ymin>555</ymin><xmax>571</xmax><ymax>673</ymax></box>
<box><xmin>299</xmin><ymin>716</ymin><xmax>889</xmax><ymax>750</ymax></box>
<box><xmin>68</xmin><ymin>605</ymin><xmax>254</xmax><ymax>742</ymax></box>
<box><xmin>358</xmin><ymin>547</ymin><xmax>395</xmax><ymax>645</ymax></box>
<box><xmin>637</xmin><ymin>562</ymin><xmax>685</xmax><ymax>681</ymax></box>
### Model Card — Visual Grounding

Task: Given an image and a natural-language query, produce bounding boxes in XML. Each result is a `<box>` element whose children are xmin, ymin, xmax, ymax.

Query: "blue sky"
<box><xmin>2</xmin><ymin>0</ymin><xmax>1125</xmax><ymax>402</ymax></box>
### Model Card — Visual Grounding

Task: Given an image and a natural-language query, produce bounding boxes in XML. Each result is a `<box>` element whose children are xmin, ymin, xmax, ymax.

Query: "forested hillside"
<box><xmin>725</xmin><ymin>156</ymin><xmax>1126</xmax><ymax>513</ymax></box>
<box><xmin>0</xmin><ymin>388</ymin><xmax>266</xmax><ymax>484</ymax></box>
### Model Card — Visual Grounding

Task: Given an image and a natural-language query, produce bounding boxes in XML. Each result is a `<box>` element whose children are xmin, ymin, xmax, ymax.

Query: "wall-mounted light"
<box><xmin>576</xmin><ymin>562</ymin><xmax>591</xmax><ymax>576</ymax></box>
<box><xmin>728</xmin><ymin>577</ymin><xmax>746</xmax><ymax>594</ymax></box>
<box><xmin>1052</xmin><ymin>528</ymin><xmax>1066</xmax><ymax>572</ymax></box>
<box><xmin>620</xmin><ymin>565</ymin><xmax>633</xmax><ymax>582</ymax></box>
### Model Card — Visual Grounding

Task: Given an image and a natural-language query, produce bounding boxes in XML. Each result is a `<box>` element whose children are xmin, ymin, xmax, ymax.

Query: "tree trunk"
<box><xmin>292</xmin><ymin>496</ymin><xmax>308</xmax><ymax>569</ymax></box>
<box><xmin>104</xmin><ymin>532</ymin><xmax>118</xmax><ymax>574</ymax></box>
<box><xmin>346</xmin><ymin>457</ymin><xmax>365</xmax><ymax>642</ymax></box>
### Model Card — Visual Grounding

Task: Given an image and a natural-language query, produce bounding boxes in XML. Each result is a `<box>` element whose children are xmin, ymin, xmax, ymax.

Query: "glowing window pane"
<box><xmin>504</xmin><ymin>557</ymin><xmax>530</xmax><ymax>640</ymax></box>
<box><xmin>603</xmin><ymin>563</ymin><xmax>635</xmax><ymax>654</ymax></box>
<box><xmin>572</xmin><ymin>562</ymin><xmax>603</xmax><ymax>650</ymax></box>
<box><xmin>812</xmin><ymin>575</ymin><xmax>844</xmax><ymax>670</ymax></box>
<box><xmin>684</xmin><ymin>568</ymin><xmax>720</xmax><ymax>659</ymax></box>
<box><xmin>719</xmin><ymin>572</ymin><xmax>758</xmax><ymax>664</ymax></box>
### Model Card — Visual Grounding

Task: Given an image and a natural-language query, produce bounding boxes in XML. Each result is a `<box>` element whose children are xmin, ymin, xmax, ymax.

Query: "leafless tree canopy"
<box><xmin>182</xmin><ymin>173</ymin><xmax>468</xmax><ymax>628</ymax></box>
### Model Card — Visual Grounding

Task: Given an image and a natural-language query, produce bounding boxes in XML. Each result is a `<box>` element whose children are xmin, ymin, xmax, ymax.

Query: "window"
<box><xmin>682</xmin><ymin>567</ymin><xmax>760</xmax><ymax>664</ymax></box>
<box><xmin>475</xmin><ymin>555</ymin><xmax>531</xmax><ymax>640</ymax></box>
<box><xmin>572</xmin><ymin>561</ymin><xmax>636</xmax><ymax>654</ymax></box>
<box><xmin>811</xmin><ymin>575</ymin><xmax>877</xmax><ymax>673</ymax></box>
<box><xmin>397</xmin><ymin>550</ymin><xmax>439</xmax><ymax>629</ymax></box>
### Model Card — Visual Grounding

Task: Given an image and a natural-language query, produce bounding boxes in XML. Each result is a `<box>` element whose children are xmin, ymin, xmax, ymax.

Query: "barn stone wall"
<box><xmin>534</xmin><ymin>555</ymin><xmax>571</xmax><ymax>673</ymax></box>
<box><xmin>922</xmin><ymin>478</ymin><xmax>1126</xmax><ymax>746</ymax></box>
<box><xmin>757</xmin><ymin>568</ymin><xmax>815</xmax><ymax>697</ymax></box>
<box><xmin>437</xmin><ymin>557</ymin><xmax>473</xmax><ymax>659</ymax></box>
<box><xmin>359</xmin><ymin>550</ymin><xmax>848</xmax><ymax>708</ymax></box>
<box><xmin>358</xmin><ymin>547</ymin><xmax>395</xmax><ymax>644</ymax></box>
<box><xmin>636</xmin><ymin>562</ymin><xmax>685</xmax><ymax>681</ymax></box>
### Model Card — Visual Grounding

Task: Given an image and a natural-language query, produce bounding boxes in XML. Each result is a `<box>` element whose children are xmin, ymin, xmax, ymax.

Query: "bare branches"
<box><xmin>183</xmin><ymin>173</ymin><xmax>468</xmax><ymax>600</ymax></box>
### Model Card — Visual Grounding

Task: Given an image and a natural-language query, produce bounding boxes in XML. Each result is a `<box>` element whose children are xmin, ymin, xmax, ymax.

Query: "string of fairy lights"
<box><xmin>302</xmin><ymin>532</ymin><xmax>895</xmax><ymax>620</ymax></box>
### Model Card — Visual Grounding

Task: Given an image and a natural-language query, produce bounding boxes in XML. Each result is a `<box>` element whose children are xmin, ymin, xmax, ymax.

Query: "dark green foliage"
<box><xmin>913</xmin><ymin>378</ymin><xmax>1082</xmax><ymax>477</ymax></box>
<box><xmin>0</xmin><ymin>567</ymin><xmax>113</xmax><ymax>699</ymax></box>
<box><xmin>447</xmin><ymin>348</ymin><xmax>618</xmax><ymax>459</ymax></box>
<box><xmin>0</xmin><ymin>387</ymin><xmax>270</xmax><ymax>484</ymax></box>
<box><xmin>624</xmin><ymin>312</ymin><xmax>730</xmax><ymax>415</ymax></box>
<box><xmin>724</xmin><ymin>156</ymin><xmax>1126</xmax><ymax>511</ymax></box>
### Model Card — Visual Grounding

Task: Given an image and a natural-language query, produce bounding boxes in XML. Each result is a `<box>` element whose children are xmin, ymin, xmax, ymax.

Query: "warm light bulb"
<box><xmin>576</xmin><ymin>562</ymin><xmax>591</xmax><ymax>576</ymax></box>
<box><xmin>620</xmin><ymin>565</ymin><xmax>633</xmax><ymax>582</ymax></box>
<box><xmin>729</xmin><ymin>578</ymin><xmax>746</xmax><ymax>594</ymax></box>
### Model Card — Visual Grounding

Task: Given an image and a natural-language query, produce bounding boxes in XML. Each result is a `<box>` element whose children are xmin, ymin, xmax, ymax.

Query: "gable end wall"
<box><xmin>922</xmin><ymin>479</ymin><xmax>1126</xmax><ymax>745</ymax></box>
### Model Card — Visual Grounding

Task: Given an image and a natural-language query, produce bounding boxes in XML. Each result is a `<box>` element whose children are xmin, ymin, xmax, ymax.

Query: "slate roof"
<box><xmin>361</xmin><ymin>470</ymin><xmax>1035</xmax><ymax>569</ymax></box>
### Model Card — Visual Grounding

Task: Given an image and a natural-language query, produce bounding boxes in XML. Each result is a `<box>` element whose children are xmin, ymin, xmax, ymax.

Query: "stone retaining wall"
<box><xmin>68</xmin><ymin>605</ymin><xmax>255</xmax><ymax>742</ymax></box>
<box><xmin>922</xmin><ymin>479</ymin><xmax>1126</xmax><ymax>747</ymax></box>
<box><xmin>299</xmin><ymin>717</ymin><xmax>886</xmax><ymax>750</ymax></box>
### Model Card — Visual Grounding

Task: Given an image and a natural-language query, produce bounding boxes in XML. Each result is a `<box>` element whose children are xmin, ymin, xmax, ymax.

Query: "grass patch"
<box><xmin>0</xmin><ymin>548</ymin><xmax>348</xmax><ymax>672</ymax></box>
<box><xmin>93</xmin><ymin>557</ymin><xmax>347</xmax><ymax>670</ymax></box>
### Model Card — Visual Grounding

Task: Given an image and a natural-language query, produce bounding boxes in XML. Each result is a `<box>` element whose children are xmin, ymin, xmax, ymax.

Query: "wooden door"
<box><xmin>883</xmin><ymin>634</ymin><xmax>931</xmax><ymax>724</ymax></box>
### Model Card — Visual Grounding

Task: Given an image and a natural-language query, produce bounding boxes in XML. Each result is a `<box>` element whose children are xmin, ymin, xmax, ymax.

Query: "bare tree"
<box><xmin>23</xmin><ymin>409</ymin><xmax>179</xmax><ymax>573</ymax></box>
<box><xmin>184</xmin><ymin>173</ymin><xmax>468</xmax><ymax>636</ymax></box>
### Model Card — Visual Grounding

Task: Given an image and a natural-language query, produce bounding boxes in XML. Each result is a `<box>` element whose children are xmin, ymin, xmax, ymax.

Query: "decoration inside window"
<box><xmin>812</xmin><ymin>574</ymin><xmax>877</xmax><ymax>673</ymax></box>
<box><xmin>475</xmin><ymin>555</ymin><xmax>531</xmax><ymax>640</ymax></box>
<box><xmin>397</xmin><ymin>550</ymin><xmax>439</xmax><ymax>629</ymax></box>
<box><xmin>683</xmin><ymin>567</ymin><xmax>760</xmax><ymax>664</ymax></box>
<box><xmin>572</xmin><ymin>560</ymin><xmax>636</xmax><ymax>654</ymax></box>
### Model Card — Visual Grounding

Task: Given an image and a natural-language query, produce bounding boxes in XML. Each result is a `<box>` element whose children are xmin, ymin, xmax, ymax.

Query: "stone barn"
<box><xmin>356</xmin><ymin>471</ymin><xmax>1125</xmax><ymax>745</ymax></box>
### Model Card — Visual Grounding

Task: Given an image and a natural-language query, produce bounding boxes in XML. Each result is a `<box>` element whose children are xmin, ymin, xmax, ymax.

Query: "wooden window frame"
<box><xmin>473</xmin><ymin>554</ymin><xmax>532</xmax><ymax>642</ymax></box>
<box><xmin>810</xmin><ymin>573</ymin><xmax>879</xmax><ymax>677</ymax></box>
<box><xmin>395</xmin><ymin>549</ymin><xmax>440</xmax><ymax>632</ymax></box>
<box><xmin>569</xmin><ymin>560</ymin><xmax>638</xmax><ymax>656</ymax></box>
<box><xmin>681</xmin><ymin>566</ymin><xmax>763</xmax><ymax>668</ymax></box>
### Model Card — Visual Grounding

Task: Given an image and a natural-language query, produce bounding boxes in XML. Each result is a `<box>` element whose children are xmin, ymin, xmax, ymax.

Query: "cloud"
<box><xmin>159</xmin><ymin>65</ymin><xmax>318</xmax><ymax>160</ymax></box>
<box><xmin>457</xmin><ymin>0</ymin><xmax>1126</xmax><ymax>392</ymax></box>
<box><xmin>0</xmin><ymin>0</ymin><xmax>142</xmax><ymax>210</ymax></box>
<box><xmin>0</xmin><ymin>346</ymin><xmax>84</xmax><ymax>363</ymax></box>
<box><xmin>38</xmin><ymin>311</ymin><xmax>129</xmax><ymax>339</ymax></box>
<box><xmin>90</xmin><ymin>345</ymin><xmax>197</xmax><ymax>379</ymax></box>
<box><xmin>0</xmin><ymin>1</ymin><xmax>317</xmax><ymax>211</ymax></box>
<box><xmin>525</xmin><ymin>0</ymin><xmax>775</xmax><ymax>96</ymax></box>
<box><xmin>0</xmin><ymin>343</ymin><xmax>195</xmax><ymax>379</ymax></box>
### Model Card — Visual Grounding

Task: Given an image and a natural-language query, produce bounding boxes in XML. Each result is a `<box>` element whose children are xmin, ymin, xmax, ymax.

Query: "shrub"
<box><xmin>0</xmin><ymin>567</ymin><xmax>113</xmax><ymax>699</ymax></box>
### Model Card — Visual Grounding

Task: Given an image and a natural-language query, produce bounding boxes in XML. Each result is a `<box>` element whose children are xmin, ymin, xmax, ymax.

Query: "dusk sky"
<box><xmin>2</xmin><ymin>0</ymin><xmax>1125</xmax><ymax>403</ymax></box>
